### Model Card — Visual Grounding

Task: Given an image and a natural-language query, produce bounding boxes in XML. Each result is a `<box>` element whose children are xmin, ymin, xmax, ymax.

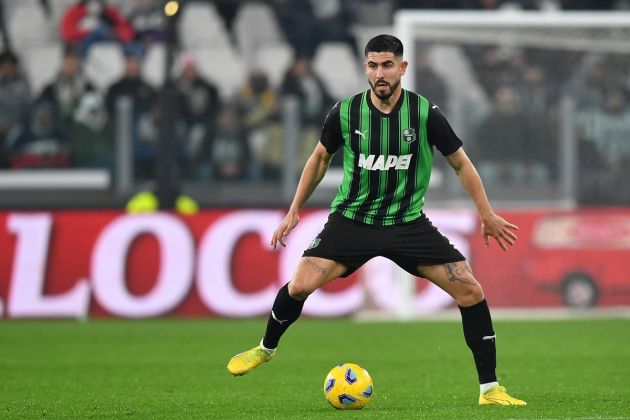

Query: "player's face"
<box><xmin>365</xmin><ymin>52</ymin><xmax>408</xmax><ymax>100</ymax></box>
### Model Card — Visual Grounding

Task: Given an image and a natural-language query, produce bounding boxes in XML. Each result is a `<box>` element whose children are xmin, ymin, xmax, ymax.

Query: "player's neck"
<box><xmin>370</xmin><ymin>88</ymin><xmax>402</xmax><ymax>114</ymax></box>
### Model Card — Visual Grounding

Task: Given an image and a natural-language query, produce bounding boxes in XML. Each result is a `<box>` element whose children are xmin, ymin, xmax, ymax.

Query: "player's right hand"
<box><xmin>271</xmin><ymin>210</ymin><xmax>300</xmax><ymax>249</ymax></box>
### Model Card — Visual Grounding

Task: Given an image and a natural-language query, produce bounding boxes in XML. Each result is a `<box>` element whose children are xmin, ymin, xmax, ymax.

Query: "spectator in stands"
<box><xmin>173</xmin><ymin>53</ymin><xmax>221</xmax><ymax>180</ymax></box>
<box><xmin>5</xmin><ymin>101</ymin><xmax>70</xmax><ymax>169</ymax></box>
<box><xmin>281</xmin><ymin>55</ymin><xmax>332</xmax><ymax>126</ymax></box>
<box><xmin>275</xmin><ymin>0</ymin><xmax>359</xmax><ymax>59</ymax></box>
<box><xmin>39</xmin><ymin>47</ymin><xmax>95</xmax><ymax>126</ymax></box>
<box><xmin>574</xmin><ymin>55</ymin><xmax>628</xmax><ymax>111</ymax></box>
<box><xmin>127</xmin><ymin>0</ymin><xmax>166</xmax><ymax>46</ymax></box>
<box><xmin>105</xmin><ymin>51</ymin><xmax>157</xmax><ymax>179</ymax></box>
<box><xmin>414</xmin><ymin>49</ymin><xmax>448</xmax><ymax>111</ymax></box>
<box><xmin>212</xmin><ymin>102</ymin><xmax>248</xmax><ymax>181</ymax></box>
<box><xmin>516</xmin><ymin>64</ymin><xmax>555</xmax><ymax>113</ymax></box>
<box><xmin>574</xmin><ymin>60</ymin><xmax>607</xmax><ymax>109</ymax></box>
<box><xmin>280</xmin><ymin>55</ymin><xmax>334</xmax><ymax>166</ymax></box>
<box><xmin>576</xmin><ymin>87</ymin><xmax>630</xmax><ymax>205</ymax></box>
<box><xmin>237</xmin><ymin>70</ymin><xmax>281</xmax><ymax>180</ymax></box>
<box><xmin>69</xmin><ymin>91</ymin><xmax>113</xmax><ymax>169</ymax></box>
<box><xmin>61</xmin><ymin>0</ymin><xmax>135</xmax><ymax>57</ymax></box>
<box><xmin>473</xmin><ymin>84</ymin><xmax>551</xmax><ymax>186</ymax></box>
<box><xmin>472</xmin><ymin>47</ymin><xmax>523</xmax><ymax>98</ymax></box>
<box><xmin>105</xmin><ymin>52</ymin><xmax>155</xmax><ymax>118</ymax></box>
<box><xmin>0</xmin><ymin>50</ymin><xmax>31</xmax><ymax>168</ymax></box>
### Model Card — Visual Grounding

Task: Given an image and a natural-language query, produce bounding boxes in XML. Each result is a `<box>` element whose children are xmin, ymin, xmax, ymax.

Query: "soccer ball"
<box><xmin>323</xmin><ymin>363</ymin><xmax>373</xmax><ymax>410</ymax></box>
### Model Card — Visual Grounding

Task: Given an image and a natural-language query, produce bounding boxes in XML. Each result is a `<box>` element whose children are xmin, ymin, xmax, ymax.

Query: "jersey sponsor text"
<box><xmin>358</xmin><ymin>153</ymin><xmax>412</xmax><ymax>171</ymax></box>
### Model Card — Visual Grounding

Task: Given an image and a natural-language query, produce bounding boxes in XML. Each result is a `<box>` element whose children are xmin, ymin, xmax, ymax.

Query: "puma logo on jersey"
<box><xmin>354</xmin><ymin>129</ymin><xmax>368</xmax><ymax>139</ymax></box>
<box><xmin>358</xmin><ymin>154</ymin><xmax>412</xmax><ymax>171</ymax></box>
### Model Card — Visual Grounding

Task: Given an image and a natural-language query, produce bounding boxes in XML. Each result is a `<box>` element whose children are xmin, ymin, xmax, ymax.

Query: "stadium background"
<box><xmin>1</xmin><ymin>0</ymin><xmax>629</xmax><ymax>317</ymax></box>
<box><xmin>1</xmin><ymin>1</ymin><xmax>630</xmax><ymax>419</ymax></box>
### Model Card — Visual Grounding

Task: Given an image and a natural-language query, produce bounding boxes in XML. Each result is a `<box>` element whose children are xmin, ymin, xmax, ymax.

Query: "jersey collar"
<box><xmin>366</xmin><ymin>88</ymin><xmax>406</xmax><ymax>117</ymax></box>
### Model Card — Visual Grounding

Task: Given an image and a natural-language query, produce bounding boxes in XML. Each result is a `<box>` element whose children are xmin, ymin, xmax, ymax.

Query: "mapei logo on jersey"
<box><xmin>402</xmin><ymin>128</ymin><xmax>416</xmax><ymax>143</ymax></box>
<box><xmin>358</xmin><ymin>154</ymin><xmax>412</xmax><ymax>171</ymax></box>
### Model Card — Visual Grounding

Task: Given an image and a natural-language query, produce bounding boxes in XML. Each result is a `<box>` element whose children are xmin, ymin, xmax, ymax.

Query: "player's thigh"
<box><xmin>417</xmin><ymin>261</ymin><xmax>484</xmax><ymax>307</ymax></box>
<box><xmin>288</xmin><ymin>256</ymin><xmax>348</xmax><ymax>300</ymax></box>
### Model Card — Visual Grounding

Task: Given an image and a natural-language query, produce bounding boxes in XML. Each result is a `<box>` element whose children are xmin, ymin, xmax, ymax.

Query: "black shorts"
<box><xmin>302</xmin><ymin>211</ymin><xmax>465</xmax><ymax>277</ymax></box>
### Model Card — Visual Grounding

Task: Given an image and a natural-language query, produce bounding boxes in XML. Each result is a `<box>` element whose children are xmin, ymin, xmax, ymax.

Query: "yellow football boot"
<box><xmin>227</xmin><ymin>345</ymin><xmax>274</xmax><ymax>376</ymax></box>
<box><xmin>479</xmin><ymin>385</ymin><xmax>527</xmax><ymax>406</ymax></box>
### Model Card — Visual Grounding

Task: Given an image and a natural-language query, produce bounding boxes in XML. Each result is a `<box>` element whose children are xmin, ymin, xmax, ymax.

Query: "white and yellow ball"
<box><xmin>323</xmin><ymin>363</ymin><xmax>373</xmax><ymax>410</ymax></box>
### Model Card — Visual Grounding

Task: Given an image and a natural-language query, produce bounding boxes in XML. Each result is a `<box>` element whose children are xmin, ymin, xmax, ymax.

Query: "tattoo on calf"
<box><xmin>444</xmin><ymin>261</ymin><xmax>475</xmax><ymax>285</ymax></box>
<box><xmin>303</xmin><ymin>257</ymin><xmax>325</xmax><ymax>274</ymax></box>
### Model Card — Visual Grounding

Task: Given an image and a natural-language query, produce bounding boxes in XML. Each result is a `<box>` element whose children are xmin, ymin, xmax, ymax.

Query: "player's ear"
<box><xmin>400</xmin><ymin>60</ymin><xmax>408</xmax><ymax>76</ymax></box>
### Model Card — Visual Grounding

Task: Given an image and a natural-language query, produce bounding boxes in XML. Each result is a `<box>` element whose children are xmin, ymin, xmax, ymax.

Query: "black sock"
<box><xmin>459</xmin><ymin>299</ymin><xmax>497</xmax><ymax>384</ymax></box>
<box><xmin>262</xmin><ymin>284</ymin><xmax>305</xmax><ymax>349</ymax></box>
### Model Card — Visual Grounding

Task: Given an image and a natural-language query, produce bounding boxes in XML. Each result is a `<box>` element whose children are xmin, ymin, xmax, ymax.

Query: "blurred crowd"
<box><xmin>461</xmin><ymin>44</ymin><xmax>630</xmax><ymax>204</ymax></box>
<box><xmin>0</xmin><ymin>0</ymin><xmax>341</xmax><ymax>182</ymax></box>
<box><xmin>0</xmin><ymin>0</ymin><xmax>629</xmax><ymax>205</ymax></box>
<box><xmin>574</xmin><ymin>55</ymin><xmax>630</xmax><ymax>205</ymax></box>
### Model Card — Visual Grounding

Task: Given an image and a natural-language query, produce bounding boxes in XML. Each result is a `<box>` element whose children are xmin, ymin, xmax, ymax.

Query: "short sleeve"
<box><xmin>427</xmin><ymin>103</ymin><xmax>463</xmax><ymax>156</ymax></box>
<box><xmin>319</xmin><ymin>102</ymin><xmax>343</xmax><ymax>155</ymax></box>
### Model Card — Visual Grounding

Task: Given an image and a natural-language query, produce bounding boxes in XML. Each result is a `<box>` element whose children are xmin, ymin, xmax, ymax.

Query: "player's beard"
<box><xmin>369</xmin><ymin>78</ymin><xmax>401</xmax><ymax>100</ymax></box>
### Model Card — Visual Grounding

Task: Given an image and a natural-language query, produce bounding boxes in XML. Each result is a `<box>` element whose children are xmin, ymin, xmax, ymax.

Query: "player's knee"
<box><xmin>455</xmin><ymin>283</ymin><xmax>485</xmax><ymax>307</ymax></box>
<box><xmin>287</xmin><ymin>280</ymin><xmax>314</xmax><ymax>301</ymax></box>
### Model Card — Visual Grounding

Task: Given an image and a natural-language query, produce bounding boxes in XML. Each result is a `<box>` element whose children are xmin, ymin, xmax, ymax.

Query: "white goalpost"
<box><xmin>396</xmin><ymin>10</ymin><xmax>630</xmax><ymax>93</ymax></box>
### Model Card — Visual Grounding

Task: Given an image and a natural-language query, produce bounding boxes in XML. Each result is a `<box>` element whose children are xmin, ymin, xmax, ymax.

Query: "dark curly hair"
<box><xmin>364</xmin><ymin>34</ymin><xmax>403</xmax><ymax>58</ymax></box>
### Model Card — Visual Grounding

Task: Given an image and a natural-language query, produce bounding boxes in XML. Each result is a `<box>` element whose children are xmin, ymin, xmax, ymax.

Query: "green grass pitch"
<box><xmin>1</xmin><ymin>318</ymin><xmax>629</xmax><ymax>419</ymax></box>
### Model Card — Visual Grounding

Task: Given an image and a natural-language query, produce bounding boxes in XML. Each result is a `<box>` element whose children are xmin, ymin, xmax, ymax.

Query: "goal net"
<box><xmin>357</xmin><ymin>11</ymin><xmax>630</xmax><ymax>320</ymax></box>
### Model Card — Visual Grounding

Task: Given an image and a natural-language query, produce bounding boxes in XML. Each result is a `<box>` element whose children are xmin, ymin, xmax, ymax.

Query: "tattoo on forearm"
<box><xmin>303</xmin><ymin>257</ymin><xmax>325</xmax><ymax>274</ymax></box>
<box><xmin>444</xmin><ymin>261</ymin><xmax>475</xmax><ymax>285</ymax></box>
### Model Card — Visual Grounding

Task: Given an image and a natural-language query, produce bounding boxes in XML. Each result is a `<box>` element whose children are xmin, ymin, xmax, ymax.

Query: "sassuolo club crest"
<box><xmin>402</xmin><ymin>128</ymin><xmax>416</xmax><ymax>143</ymax></box>
<box><xmin>308</xmin><ymin>237</ymin><xmax>321</xmax><ymax>249</ymax></box>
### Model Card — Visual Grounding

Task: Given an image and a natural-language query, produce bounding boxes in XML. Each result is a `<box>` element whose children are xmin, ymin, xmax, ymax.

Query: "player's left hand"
<box><xmin>481</xmin><ymin>213</ymin><xmax>518</xmax><ymax>252</ymax></box>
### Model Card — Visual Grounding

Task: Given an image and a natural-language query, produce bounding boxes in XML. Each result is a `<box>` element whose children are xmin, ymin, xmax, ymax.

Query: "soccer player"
<box><xmin>227</xmin><ymin>34</ymin><xmax>526</xmax><ymax>406</ymax></box>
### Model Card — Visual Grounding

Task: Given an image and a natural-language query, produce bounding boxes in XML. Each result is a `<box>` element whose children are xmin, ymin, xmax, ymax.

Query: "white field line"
<box><xmin>353</xmin><ymin>307</ymin><xmax>630</xmax><ymax>322</ymax></box>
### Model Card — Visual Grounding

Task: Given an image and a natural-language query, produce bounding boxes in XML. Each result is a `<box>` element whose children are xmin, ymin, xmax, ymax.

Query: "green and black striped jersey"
<box><xmin>320</xmin><ymin>89</ymin><xmax>462</xmax><ymax>226</ymax></box>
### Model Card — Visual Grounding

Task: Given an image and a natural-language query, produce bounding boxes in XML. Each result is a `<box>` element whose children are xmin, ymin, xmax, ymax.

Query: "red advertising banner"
<box><xmin>0</xmin><ymin>209</ymin><xmax>629</xmax><ymax>318</ymax></box>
